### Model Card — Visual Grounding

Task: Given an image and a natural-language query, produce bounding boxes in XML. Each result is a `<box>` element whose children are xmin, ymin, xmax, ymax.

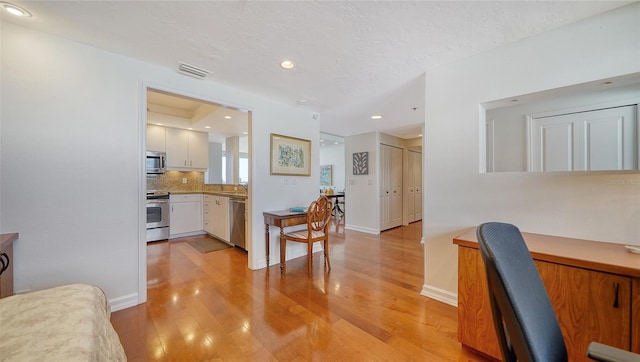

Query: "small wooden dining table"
<box><xmin>324</xmin><ymin>192</ymin><xmax>345</xmax><ymax>216</ymax></box>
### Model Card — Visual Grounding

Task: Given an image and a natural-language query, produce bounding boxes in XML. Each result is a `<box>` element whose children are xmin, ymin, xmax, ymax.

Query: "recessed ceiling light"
<box><xmin>297</xmin><ymin>99</ymin><xmax>308</xmax><ymax>105</ymax></box>
<box><xmin>280</xmin><ymin>60</ymin><xmax>295</xmax><ymax>69</ymax></box>
<box><xmin>371</xmin><ymin>115</ymin><xmax>383</xmax><ymax>120</ymax></box>
<box><xmin>242</xmin><ymin>132</ymin><xmax>248</xmax><ymax>135</ymax></box>
<box><xmin>334</xmin><ymin>141</ymin><xmax>339</xmax><ymax>145</ymax></box>
<box><xmin>187</xmin><ymin>127</ymin><xmax>193</xmax><ymax>130</ymax></box>
<box><xmin>224</xmin><ymin>115</ymin><xmax>232</xmax><ymax>119</ymax></box>
<box><xmin>204</xmin><ymin>126</ymin><xmax>211</xmax><ymax>129</ymax></box>
<box><xmin>0</xmin><ymin>2</ymin><xmax>32</xmax><ymax>17</ymax></box>
<box><xmin>156</xmin><ymin>123</ymin><xmax>163</xmax><ymax>126</ymax></box>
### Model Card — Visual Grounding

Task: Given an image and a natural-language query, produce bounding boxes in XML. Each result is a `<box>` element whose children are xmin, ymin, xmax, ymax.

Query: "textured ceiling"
<box><xmin>2</xmin><ymin>1</ymin><xmax>631</xmax><ymax>138</ymax></box>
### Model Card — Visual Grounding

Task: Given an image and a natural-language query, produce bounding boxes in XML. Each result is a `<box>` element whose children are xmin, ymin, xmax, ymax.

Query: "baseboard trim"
<box><xmin>344</xmin><ymin>224</ymin><xmax>380</xmax><ymax>235</ymax></box>
<box><xmin>421</xmin><ymin>284</ymin><xmax>458</xmax><ymax>307</ymax></box>
<box><xmin>110</xmin><ymin>292</ymin><xmax>139</xmax><ymax>312</ymax></box>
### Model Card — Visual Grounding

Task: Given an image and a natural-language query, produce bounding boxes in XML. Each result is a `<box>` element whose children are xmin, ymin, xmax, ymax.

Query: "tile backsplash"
<box><xmin>147</xmin><ymin>171</ymin><xmax>204</xmax><ymax>192</ymax></box>
<box><xmin>147</xmin><ymin>171</ymin><xmax>246</xmax><ymax>194</ymax></box>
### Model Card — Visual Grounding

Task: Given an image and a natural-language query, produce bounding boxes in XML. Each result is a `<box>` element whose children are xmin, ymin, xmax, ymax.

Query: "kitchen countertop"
<box><xmin>169</xmin><ymin>190</ymin><xmax>248</xmax><ymax>199</ymax></box>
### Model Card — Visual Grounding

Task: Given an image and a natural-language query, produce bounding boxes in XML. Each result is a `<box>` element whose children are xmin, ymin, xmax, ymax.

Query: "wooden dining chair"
<box><xmin>280</xmin><ymin>195</ymin><xmax>333</xmax><ymax>275</ymax></box>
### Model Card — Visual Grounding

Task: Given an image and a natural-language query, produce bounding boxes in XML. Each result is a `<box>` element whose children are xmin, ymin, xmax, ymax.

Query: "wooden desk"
<box><xmin>0</xmin><ymin>233</ymin><xmax>18</xmax><ymax>298</ymax></box>
<box><xmin>454</xmin><ymin>228</ymin><xmax>640</xmax><ymax>361</ymax></box>
<box><xmin>263</xmin><ymin>210</ymin><xmax>307</xmax><ymax>268</ymax></box>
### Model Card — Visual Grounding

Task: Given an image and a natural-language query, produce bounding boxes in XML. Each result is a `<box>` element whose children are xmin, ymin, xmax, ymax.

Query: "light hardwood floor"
<box><xmin>111</xmin><ymin>219</ymin><xmax>489</xmax><ymax>361</ymax></box>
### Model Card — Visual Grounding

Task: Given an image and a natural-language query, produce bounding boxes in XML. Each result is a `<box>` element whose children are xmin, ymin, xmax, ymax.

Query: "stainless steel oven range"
<box><xmin>146</xmin><ymin>190</ymin><xmax>169</xmax><ymax>242</ymax></box>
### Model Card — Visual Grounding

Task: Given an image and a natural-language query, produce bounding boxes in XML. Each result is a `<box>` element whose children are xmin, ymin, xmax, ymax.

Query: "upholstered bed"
<box><xmin>0</xmin><ymin>284</ymin><xmax>126</xmax><ymax>361</ymax></box>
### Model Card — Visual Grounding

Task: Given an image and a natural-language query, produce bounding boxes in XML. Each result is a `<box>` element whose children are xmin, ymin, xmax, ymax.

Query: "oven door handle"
<box><xmin>147</xmin><ymin>200</ymin><xmax>169</xmax><ymax>204</ymax></box>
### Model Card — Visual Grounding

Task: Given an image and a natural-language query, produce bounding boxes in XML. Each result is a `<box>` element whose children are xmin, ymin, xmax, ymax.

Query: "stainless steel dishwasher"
<box><xmin>229</xmin><ymin>198</ymin><xmax>246</xmax><ymax>250</ymax></box>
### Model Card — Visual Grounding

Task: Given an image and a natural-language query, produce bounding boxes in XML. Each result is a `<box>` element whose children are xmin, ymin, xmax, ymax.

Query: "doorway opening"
<box><xmin>139</xmin><ymin>85</ymin><xmax>252</xmax><ymax>303</ymax></box>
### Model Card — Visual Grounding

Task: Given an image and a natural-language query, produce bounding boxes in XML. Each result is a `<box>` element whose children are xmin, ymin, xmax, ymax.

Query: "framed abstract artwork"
<box><xmin>319</xmin><ymin>165</ymin><xmax>332</xmax><ymax>186</ymax></box>
<box><xmin>270</xmin><ymin>133</ymin><xmax>311</xmax><ymax>176</ymax></box>
<box><xmin>353</xmin><ymin>151</ymin><xmax>369</xmax><ymax>175</ymax></box>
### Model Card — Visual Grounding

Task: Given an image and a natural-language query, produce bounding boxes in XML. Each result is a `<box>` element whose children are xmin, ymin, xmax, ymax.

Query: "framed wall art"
<box><xmin>319</xmin><ymin>165</ymin><xmax>332</xmax><ymax>186</ymax></box>
<box><xmin>270</xmin><ymin>133</ymin><xmax>311</xmax><ymax>176</ymax></box>
<box><xmin>353</xmin><ymin>151</ymin><xmax>369</xmax><ymax>175</ymax></box>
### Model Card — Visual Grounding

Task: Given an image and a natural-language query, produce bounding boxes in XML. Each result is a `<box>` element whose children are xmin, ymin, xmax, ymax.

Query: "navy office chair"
<box><xmin>476</xmin><ymin>222</ymin><xmax>640</xmax><ymax>362</ymax></box>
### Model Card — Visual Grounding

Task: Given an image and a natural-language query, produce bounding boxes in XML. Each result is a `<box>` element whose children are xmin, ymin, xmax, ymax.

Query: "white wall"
<box><xmin>319</xmin><ymin>145</ymin><xmax>345</xmax><ymax>192</ymax></box>
<box><xmin>344</xmin><ymin>132</ymin><xmax>379</xmax><ymax>234</ymax></box>
<box><xmin>422</xmin><ymin>3</ymin><xmax>640</xmax><ymax>306</ymax></box>
<box><xmin>1</xmin><ymin>22</ymin><xmax>320</xmax><ymax>310</ymax></box>
<box><xmin>253</xmin><ymin>109</ymin><xmax>321</xmax><ymax>269</ymax></box>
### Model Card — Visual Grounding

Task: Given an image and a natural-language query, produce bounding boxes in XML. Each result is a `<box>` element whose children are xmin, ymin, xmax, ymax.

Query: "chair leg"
<box><xmin>307</xmin><ymin>243</ymin><xmax>313</xmax><ymax>275</ymax></box>
<box><xmin>324</xmin><ymin>238</ymin><xmax>331</xmax><ymax>270</ymax></box>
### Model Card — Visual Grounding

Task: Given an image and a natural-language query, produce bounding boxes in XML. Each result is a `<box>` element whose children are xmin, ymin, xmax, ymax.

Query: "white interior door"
<box><xmin>380</xmin><ymin>144</ymin><xmax>403</xmax><ymax>231</ymax></box>
<box><xmin>389</xmin><ymin>146</ymin><xmax>403</xmax><ymax>228</ymax></box>
<box><xmin>380</xmin><ymin>145</ymin><xmax>392</xmax><ymax>230</ymax></box>
<box><xmin>410</xmin><ymin>150</ymin><xmax>423</xmax><ymax>222</ymax></box>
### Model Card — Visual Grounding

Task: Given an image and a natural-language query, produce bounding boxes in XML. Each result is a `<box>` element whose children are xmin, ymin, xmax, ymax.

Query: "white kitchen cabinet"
<box><xmin>203</xmin><ymin>195</ymin><xmax>215</xmax><ymax>235</ymax></box>
<box><xmin>530</xmin><ymin>105</ymin><xmax>637</xmax><ymax>171</ymax></box>
<box><xmin>169</xmin><ymin>194</ymin><xmax>203</xmax><ymax>237</ymax></box>
<box><xmin>146</xmin><ymin>125</ymin><xmax>166</xmax><ymax>152</ymax></box>
<box><xmin>165</xmin><ymin>128</ymin><xmax>209</xmax><ymax>170</ymax></box>
<box><xmin>204</xmin><ymin>194</ymin><xmax>230</xmax><ymax>242</ymax></box>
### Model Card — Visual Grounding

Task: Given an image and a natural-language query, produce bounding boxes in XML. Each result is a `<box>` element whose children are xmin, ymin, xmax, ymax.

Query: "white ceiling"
<box><xmin>2</xmin><ymin>1</ymin><xmax>631</xmax><ymax>139</ymax></box>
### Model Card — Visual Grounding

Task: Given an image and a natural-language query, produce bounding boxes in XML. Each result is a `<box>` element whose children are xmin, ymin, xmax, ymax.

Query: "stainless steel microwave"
<box><xmin>146</xmin><ymin>151</ymin><xmax>166</xmax><ymax>174</ymax></box>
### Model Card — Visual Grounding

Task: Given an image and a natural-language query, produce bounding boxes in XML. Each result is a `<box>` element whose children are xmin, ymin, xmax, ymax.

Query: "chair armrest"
<box><xmin>587</xmin><ymin>342</ymin><xmax>640</xmax><ymax>362</ymax></box>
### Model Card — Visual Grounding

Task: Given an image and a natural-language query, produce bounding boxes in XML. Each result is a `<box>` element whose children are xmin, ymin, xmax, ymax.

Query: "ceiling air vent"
<box><xmin>177</xmin><ymin>62</ymin><xmax>211</xmax><ymax>79</ymax></box>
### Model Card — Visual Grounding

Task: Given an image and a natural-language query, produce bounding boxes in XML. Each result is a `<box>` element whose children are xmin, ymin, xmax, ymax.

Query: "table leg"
<box><xmin>265</xmin><ymin>223</ymin><xmax>270</xmax><ymax>267</ymax></box>
<box><xmin>279</xmin><ymin>227</ymin><xmax>286</xmax><ymax>274</ymax></box>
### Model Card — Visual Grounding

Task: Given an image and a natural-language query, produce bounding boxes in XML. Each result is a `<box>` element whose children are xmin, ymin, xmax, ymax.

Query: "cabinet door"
<box><xmin>166</xmin><ymin>128</ymin><xmax>189</xmax><ymax>168</ymax></box>
<box><xmin>211</xmin><ymin>196</ymin><xmax>230</xmax><ymax>242</ymax></box>
<box><xmin>146</xmin><ymin>125</ymin><xmax>166</xmax><ymax>152</ymax></box>
<box><xmin>188</xmin><ymin>131</ymin><xmax>209</xmax><ymax>169</ymax></box>
<box><xmin>170</xmin><ymin>202</ymin><xmax>201</xmax><ymax>234</ymax></box>
<box><xmin>457</xmin><ymin>247</ymin><xmax>632</xmax><ymax>362</ymax></box>
<box><xmin>0</xmin><ymin>243</ymin><xmax>14</xmax><ymax>298</ymax></box>
<box><xmin>536</xmin><ymin>260</ymin><xmax>631</xmax><ymax>362</ymax></box>
<box><xmin>530</xmin><ymin>105</ymin><xmax>637</xmax><ymax>171</ymax></box>
<box><xmin>170</xmin><ymin>200</ymin><xmax>203</xmax><ymax>235</ymax></box>
<box><xmin>457</xmin><ymin>247</ymin><xmax>501</xmax><ymax>359</ymax></box>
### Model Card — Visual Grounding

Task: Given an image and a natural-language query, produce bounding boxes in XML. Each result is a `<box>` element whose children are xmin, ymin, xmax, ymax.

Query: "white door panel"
<box><xmin>531</xmin><ymin>105</ymin><xmax>637</xmax><ymax>171</ymax></box>
<box><xmin>380</xmin><ymin>144</ymin><xmax>403</xmax><ymax>230</ymax></box>
<box><xmin>581</xmin><ymin>109</ymin><xmax>634</xmax><ymax>170</ymax></box>
<box><xmin>532</xmin><ymin>119</ymin><xmax>574</xmax><ymax>172</ymax></box>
